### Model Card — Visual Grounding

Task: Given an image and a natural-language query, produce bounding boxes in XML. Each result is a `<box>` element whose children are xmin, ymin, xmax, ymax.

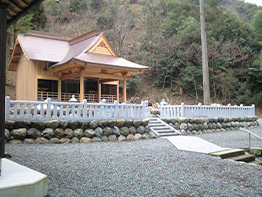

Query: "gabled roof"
<box><xmin>8</xmin><ymin>29</ymin><xmax>149</xmax><ymax>73</ymax></box>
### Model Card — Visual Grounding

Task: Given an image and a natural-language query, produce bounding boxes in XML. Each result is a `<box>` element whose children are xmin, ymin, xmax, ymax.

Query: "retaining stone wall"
<box><xmin>4</xmin><ymin>119</ymin><xmax>155</xmax><ymax>145</ymax></box>
<box><xmin>162</xmin><ymin>117</ymin><xmax>260</xmax><ymax>135</ymax></box>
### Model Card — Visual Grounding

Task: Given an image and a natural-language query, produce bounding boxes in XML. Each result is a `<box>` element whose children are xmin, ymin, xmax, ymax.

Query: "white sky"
<box><xmin>244</xmin><ymin>0</ymin><xmax>262</xmax><ymax>6</ymax></box>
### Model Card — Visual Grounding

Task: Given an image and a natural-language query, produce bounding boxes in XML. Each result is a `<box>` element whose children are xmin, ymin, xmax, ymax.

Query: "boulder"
<box><xmin>84</xmin><ymin>129</ymin><xmax>96</xmax><ymax>138</ymax></box>
<box><xmin>203</xmin><ymin>122</ymin><xmax>208</xmax><ymax>130</ymax></box>
<box><xmin>9</xmin><ymin>139</ymin><xmax>22</xmax><ymax>144</ymax></box>
<box><xmin>103</xmin><ymin>127</ymin><xmax>113</xmax><ymax>137</ymax></box>
<box><xmin>27</xmin><ymin>128</ymin><xmax>41</xmax><ymax>139</ymax></box>
<box><xmin>116</xmin><ymin>119</ymin><xmax>125</xmax><ymax>128</ymax></box>
<box><xmin>50</xmin><ymin>138</ymin><xmax>60</xmax><ymax>144</ymax></box>
<box><xmin>5</xmin><ymin>121</ymin><xmax>15</xmax><ymax>130</ymax></box>
<box><xmin>216</xmin><ymin>123</ymin><xmax>222</xmax><ymax>129</ymax></box>
<box><xmin>23</xmin><ymin>138</ymin><xmax>35</xmax><ymax>144</ymax></box>
<box><xmin>142</xmin><ymin>119</ymin><xmax>150</xmax><ymax>126</ymax></box>
<box><xmin>187</xmin><ymin>123</ymin><xmax>194</xmax><ymax>131</ymax></box>
<box><xmin>174</xmin><ymin>123</ymin><xmax>180</xmax><ymax>130</ymax></box>
<box><xmin>148</xmin><ymin>131</ymin><xmax>156</xmax><ymax>138</ymax></box>
<box><xmin>198</xmin><ymin>124</ymin><xmax>203</xmax><ymax>130</ymax></box>
<box><xmin>178</xmin><ymin>118</ymin><xmax>189</xmax><ymax>123</ymax></box>
<box><xmin>80</xmin><ymin>137</ymin><xmax>91</xmax><ymax>143</ymax></box>
<box><xmin>35</xmin><ymin>137</ymin><xmax>49</xmax><ymax>144</ymax></box>
<box><xmin>74</xmin><ymin>128</ymin><xmax>84</xmax><ymax>139</ymax></box>
<box><xmin>118</xmin><ymin>135</ymin><xmax>126</xmax><ymax>141</ymax></box>
<box><xmin>108</xmin><ymin>120</ymin><xmax>117</xmax><ymax>128</ymax></box>
<box><xmin>95</xmin><ymin>127</ymin><xmax>103</xmax><ymax>138</ymax></box>
<box><xmin>14</xmin><ymin>121</ymin><xmax>31</xmax><ymax>129</ymax></box>
<box><xmin>5</xmin><ymin>129</ymin><xmax>10</xmax><ymax>141</ymax></box>
<box><xmin>112</xmin><ymin>126</ymin><xmax>120</xmax><ymax>136</ymax></box>
<box><xmin>10</xmin><ymin>128</ymin><xmax>27</xmax><ymax>140</ymax></box>
<box><xmin>54</xmin><ymin>128</ymin><xmax>64</xmax><ymax>139</ymax></box>
<box><xmin>133</xmin><ymin>120</ymin><xmax>142</xmax><ymax>128</ymax></box>
<box><xmin>120</xmin><ymin>127</ymin><xmax>129</xmax><ymax>136</ymax></box>
<box><xmin>142</xmin><ymin>133</ymin><xmax>150</xmax><ymax>139</ymax></box>
<box><xmin>60</xmin><ymin>137</ymin><xmax>70</xmax><ymax>144</ymax></box>
<box><xmin>145</xmin><ymin>126</ymin><xmax>151</xmax><ymax>133</ymax></box>
<box><xmin>137</xmin><ymin>126</ymin><xmax>145</xmax><ymax>134</ymax></box>
<box><xmin>180</xmin><ymin>123</ymin><xmax>187</xmax><ymax>130</ymax></box>
<box><xmin>129</xmin><ymin>126</ymin><xmax>137</xmax><ymax>135</ymax></box>
<box><xmin>64</xmin><ymin>128</ymin><xmax>74</xmax><ymax>139</ymax></box>
<box><xmin>125</xmin><ymin>119</ymin><xmax>133</xmax><ymax>127</ymax></box>
<box><xmin>171</xmin><ymin>119</ymin><xmax>179</xmax><ymax>124</ymax></box>
<box><xmin>134</xmin><ymin>133</ymin><xmax>143</xmax><ymax>140</ymax></box>
<box><xmin>71</xmin><ymin>137</ymin><xmax>80</xmax><ymax>143</ymax></box>
<box><xmin>101</xmin><ymin>136</ymin><xmax>108</xmax><ymax>142</ymax></box>
<box><xmin>89</xmin><ymin>120</ymin><xmax>99</xmax><ymax>129</ymax></box>
<box><xmin>92</xmin><ymin>137</ymin><xmax>102</xmax><ymax>142</ymax></box>
<box><xmin>42</xmin><ymin>128</ymin><xmax>54</xmax><ymax>140</ymax></box>
<box><xmin>81</xmin><ymin>121</ymin><xmax>90</xmax><ymax>130</ymax></box>
<box><xmin>46</xmin><ymin>120</ymin><xmax>59</xmax><ymax>129</ymax></box>
<box><xmin>108</xmin><ymin>135</ymin><xmax>117</xmax><ymax>142</ymax></box>
<box><xmin>59</xmin><ymin>121</ymin><xmax>69</xmax><ymax>129</ymax></box>
<box><xmin>69</xmin><ymin>121</ymin><xmax>81</xmax><ymax>130</ymax></box>
<box><xmin>126</xmin><ymin>134</ymin><xmax>134</xmax><ymax>140</ymax></box>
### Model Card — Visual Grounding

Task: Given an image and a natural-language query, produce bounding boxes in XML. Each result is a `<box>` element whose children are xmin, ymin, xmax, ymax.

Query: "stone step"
<box><xmin>157</xmin><ymin>129</ymin><xmax>176</xmax><ymax>133</ymax></box>
<box><xmin>148</xmin><ymin>118</ymin><xmax>180</xmax><ymax>137</ymax></box>
<box><xmin>159</xmin><ymin>132</ymin><xmax>180</xmax><ymax>137</ymax></box>
<box><xmin>209</xmin><ymin>149</ymin><xmax>245</xmax><ymax>159</ymax></box>
<box><xmin>152</xmin><ymin>126</ymin><xmax>171</xmax><ymax>130</ymax></box>
<box><xmin>248</xmin><ymin>160</ymin><xmax>262</xmax><ymax>166</ymax></box>
<box><xmin>229</xmin><ymin>154</ymin><xmax>256</xmax><ymax>162</ymax></box>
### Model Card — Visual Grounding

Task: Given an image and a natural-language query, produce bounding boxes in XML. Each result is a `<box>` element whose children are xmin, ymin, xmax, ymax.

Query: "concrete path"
<box><xmin>164</xmin><ymin>136</ymin><xmax>229</xmax><ymax>154</ymax></box>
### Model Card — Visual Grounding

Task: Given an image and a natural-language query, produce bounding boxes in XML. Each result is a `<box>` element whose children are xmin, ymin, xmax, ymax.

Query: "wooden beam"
<box><xmin>60</xmin><ymin>73</ymin><xmax>80</xmax><ymax>80</ymax></box>
<box><xmin>58</xmin><ymin>73</ymin><xmax>61</xmax><ymax>101</ymax></box>
<box><xmin>117</xmin><ymin>81</ymin><xmax>119</xmax><ymax>102</ymax></box>
<box><xmin>8</xmin><ymin>0</ymin><xmax>23</xmax><ymax>11</ymax></box>
<box><xmin>85</xmin><ymin>72</ymin><xmax>124</xmax><ymax>80</ymax></box>
<box><xmin>98</xmin><ymin>80</ymin><xmax>101</xmax><ymax>102</ymax></box>
<box><xmin>37</xmin><ymin>75</ymin><xmax>59</xmax><ymax>80</ymax></box>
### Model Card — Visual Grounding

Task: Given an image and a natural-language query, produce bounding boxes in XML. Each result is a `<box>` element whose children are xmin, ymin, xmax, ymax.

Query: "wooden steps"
<box><xmin>210</xmin><ymin>149</ymin><xmax>262</xmax><ymax>166</ymax></box>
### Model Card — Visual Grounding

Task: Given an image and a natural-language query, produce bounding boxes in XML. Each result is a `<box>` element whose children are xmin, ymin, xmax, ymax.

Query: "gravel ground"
<box><xmin>5</xmin><ymin>126</ymin><xmax>262</xmax><ymax>197</ymax></box>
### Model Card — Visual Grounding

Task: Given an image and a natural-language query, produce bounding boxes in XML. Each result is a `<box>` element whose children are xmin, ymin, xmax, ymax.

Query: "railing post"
<box><xmin>240</xmin><ymin>104</ymin><xmax>243</xmax><ymax>117</ymax></box>
<box><xmin>214</xmin><ymin>103</ymin><xmax>218</xmax><ymax>118</ymax></box>
<box><xmin>181</xmin><ymin>102</ymin><xmax>184</xmax><ymax>117</ymax></box>
<box><xmin>114</xmin><ymin>100</ymin><xmax>119</xmax><ymax>118</ymax></box>
<box><xmin>227</xmin><ymin>104</ymin><xmax>231</xmax><ymax>117</ymax></box>
<box><xmin>252</xmin><ymin>104</ymin><xmax>255</xmax><ymax>117</ymax></box>
<box><xmin>5</xmin><ymin>96</ymin><xmax>10</xmax><ymax>120</ymax></box>
<box><xmin>83</xmin><ymin>99</ymin><xmax>87</xmax><ymax>118</ymax></box>
<box><xmin>160</xmin><ymin>99</ymin><xmax>166</xmax><ymax>118</ymax></box>
<box><xmin>198</xmin><ymin>103</ymin><xmax>202</xmax><ymax>117</ymax></box>
<box><xmin>46</xmin><ymin>98</ymin><xmax>52</xmax><ymax>118</ymax></box>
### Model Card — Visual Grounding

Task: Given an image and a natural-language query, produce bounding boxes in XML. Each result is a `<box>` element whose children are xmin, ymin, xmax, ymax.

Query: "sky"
<box><xmin>244</xmin><ymin>0</ymin><xmax>262</xmax><ymax>6</ymax></box>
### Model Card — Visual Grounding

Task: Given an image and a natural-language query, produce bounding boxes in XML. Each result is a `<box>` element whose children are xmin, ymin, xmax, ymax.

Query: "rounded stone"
<box><xmin>180</xmin><ymin>123</ymin><xmax>187</xmax><ymax>130</ymax></box>
<box><xmin>89</xmin><ymin>120</ymin><xmax>99</xmax><ymax>129</ymax></box>
<box><xmin>71</xmin><ymin>137</ymin><xmax>80</xmax><ymax>143</ymax></box>
<box><xmin>10</xmin><ymin>128</ymin><xmax>27</xmax><ymax>140</ymax></box>
<box><xmin>120</xmin><ymin>127</ymin><xmax>129</xmax><ymax>136</ymax></box>
<box><xmin>148</xmin><ymin>131</ymin><xmax>156</xmax><ymax>138</ymax></box>
<box><xmin>145</xmin><ymin>126</ymin><xmax>151</xmax><ymax>133</ymax></box>
<box><xmin>174</xmin><ymin>123</ymin><xmax>180</xmax><ymax>130</ymax></box>
<box><xmin>101</xmin><ymin>136</ymin><xmax>108</xmax><ymax>142</ymax></box>
<box><xmin>23</xmin><ymin>138</ymin><xmax>35</xmax><ymax>144</ymax></box>
<box><xmin>80</xmin><ymin>137</ymin><xmax>91</xmax><ymax>143</ymax></box>
<box><xmin>116</xmin><ymin>119</ymin><xmax>125</xmax><ymax>128</ymax></box>
<box><xmin>46</xmin><ymin>120</ymin><xmax>59</xmax><ymax>129</ymax></box>
<box><xmin>5</xmin><ymin>121</ymin><xmax>15</xmax><ymax>130</ymax></box>
<box><xmin>137</xmin><ymin>126</ymin><xmax>145</xmax><ymax>134</ymax></box>
<box><xmin>103</xmin><ymin>127</ymin><xmax>113</xmax><ymax>137</ymax></box>
<box><xmin>192</xmin><ymin>130</ymin><xmax>198</xmax><ymax>135</ymax></box>
<box><xmin>95</xmin><ymin>127</ymin><xmax>103</xmax><ymax>138</ymax></box>
<box><xmin>69</xmin><ymin>121</ymin><xmax>81</xmax><ymax>130</ymax></box>
<box><xmin>134</xmin><ymin>133</ymin><xmax>143</xmax><ymax>140</ymax></box>
<box><xmin>192</xmin><ymin>123</ymin><xmax>199</xmax><ymax>130</ymax></box>
<box><xmin>84</xmin><ymin>129</ymin><xmax>96</xmax><ymax>138</ymax></box>
<box><xmin>54</xmin><ymin>128</ymin><xmax>64</xmax><ymax>139</ymax></box>
<box><xmin>125</xmin><ymin>119</ymin><xmax>133</xmax><ymax>127</ymax></box>
<box><xmin>42</xmin><ymin>128</ymin><xmax>54</xmax><ymax>140</ymax></box>
<box><xmin>92</xmin><ymin>137</ymin><xmax>102</xmax><ymax>142</ymax></box>
<box><xmin>180</xmin><ymin>130</ymin><xmax>186</xmax><ymax>135</ymax></box>
<box><xmin>9</xmin><ymin>139</ymin><xmax>22</xmax><ymax>144</ymax></box>
<box><xmin>14</xmin><ymin>121</ymin><xmax>31</xmax><ymax>129</ymax></box>
<box><xmin>31</xmin><ymin>121</ymin><xmax>46</xmax><ymax>130</ymax></box>
<box><xmin>64</xmin><ymin>128</ymin><xmax>74</xmax><ymax>139</ymax></box>
<box><xmin>178</xmin><ymin>118</ymin><xmax>189</xmax><ymax>123</ymax></box>
<box><xmin>60</xmin><ymin>137</ymin><xmax>70</xmax><ymax>144</ymax></box>
<box><xmin>59</xmin><ymin>121</ymin><xmax>69</xmax><ymax>129</ymax></box>
<box><xmin>142</xmin><ymin>133</ymin><xmax>150</xmax><ymax>139</ymax></box>
<box><xmin>142</xmin><ymin>119</ymin><xmax>150</xmax><ymax>126</ymax></box>
<box><xmin>203</xmin><ymin>122</ymin><xmax>208</xmax><ymax>130</ymax></box>
<box><xmin>171</xmin><ymin>119</ymin><xmax>179</xmax><ymax>124</ymax></box>
<box><xmin>108</xmin><ymin>135</ymin><xmax>117</xmax><ymax>142</ymax></box>
<box><xmin>74</xmin><ymin>128</ymin><xmax>84</xmax><ymax>139</ymax></box>
<box><xmin>112</xmin><ymin>126</ymin><xmax>120</xmax><ymax>136</ymax></box>
<box><xmin>50</xmin><ymin>138</ymin><xmax>60</xmax><ymax>144</ymax></box>
<box><xmin>81</xmin><ymin>121</ymin><xmax>90</xmax><ymax>130</ymax></box>
<box><xmin>108</xmin><ymin>120</ymin><xmax>117</xmax><ymax>128</ymax></box>
<box><xmin>35</xmin><ymin>137</ymin><xmax>49</xmax><ymax>144</ymax></box>
<box><xmin>133</xmin><ymin>120</ymin><xmax>142</xmax><ymax>128</ymax></box>
<box><xmin>129</xmin><ymin>126</ymin><xmax>137</xmax><ymax>135</ymax></box>
<box><xmin>187</xmin><ymin>123</ymin><xmax>194</xmax><ymax>131</ymax></box>
<box><xmin>216</xmin><ymin>123</ymin><xmax>222</xmax><ymax>129</ymax></box>
<box><xmin>118</xmin><ymin>135</ymin><xmax>126</xmax><ymax>141</ymax></box>
<box><xmin>126</xmin><ymin>134</ymin><xmax>134</xmax><ymax>140</ymax></box>
<box><xmin>5</xmin><ymin>129</ymin><xmax>10</xmax><ymax>141</ymax></box>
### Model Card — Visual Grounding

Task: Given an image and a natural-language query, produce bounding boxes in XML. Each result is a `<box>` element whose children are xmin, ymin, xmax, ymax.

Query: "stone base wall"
<box><xmin>4</xmin><ymin>119</ymin><xmax>155</xmax><ymax>145</ymax></box>
<box><xmin>162</xmin><ymin>117</ymin><xmax>260</xmax><ymax>135</ymax></box>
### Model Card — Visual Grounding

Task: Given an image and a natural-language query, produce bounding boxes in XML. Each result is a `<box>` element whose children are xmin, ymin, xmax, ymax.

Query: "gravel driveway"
<box><xmin>5</xmin><ymin>126</ymin><xmax>262</xmax><ymax>197</ymax></box>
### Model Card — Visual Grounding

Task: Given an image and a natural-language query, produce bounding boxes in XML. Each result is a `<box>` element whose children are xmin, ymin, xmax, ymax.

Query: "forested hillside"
<box><xmin>6</xmin><ymin>0</ymin><xmax>262</xmax><ymax>110</ymax></box>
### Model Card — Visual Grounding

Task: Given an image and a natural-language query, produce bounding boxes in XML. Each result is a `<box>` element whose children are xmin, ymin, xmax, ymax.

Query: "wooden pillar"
<box><xmin>117</xmin><ymin>81</ymin><xmax>119</xmax><ymax>102</ymax></box>
<box><xmin>58</xmin><ymin>79</ymin><xmax>61</xmax><ymax>101</ymax></box>
<box><xmin>79</xmin><ymin>72</ymin><xmax>84</xmax><ymax>102</ymax></box>
<box><xmin>122</xmin><ymin>72</ymin><xmax>127</xmax><ymax>103</ymax></box>
<box><xmin>98</xmin><ymin>80</ymin><xmax>101</xmax><ymax>102</ymax></box>
<box><xmin>0</xmin><ymin>2</ymin><xmax>7</xmax><ymax>160</ymax></box>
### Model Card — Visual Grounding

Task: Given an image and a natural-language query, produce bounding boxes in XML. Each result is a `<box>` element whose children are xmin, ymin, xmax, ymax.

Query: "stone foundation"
<box><xmin>4</xmin><ymin>119</ymin><xmax>156</xmax><ymax>144</ymax></box>
<box><xmin>162</xmin><ymin>117</ymin><xmax>259</xmax><ymax>135</ymax></box>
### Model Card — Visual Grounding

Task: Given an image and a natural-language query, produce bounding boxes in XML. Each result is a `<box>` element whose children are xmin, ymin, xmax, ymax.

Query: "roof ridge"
<box><xmin>26</xmin><ymin>30</ymin><xmax>72</xmax><ymax>41</ymax></box>
<box><xmin>69</xmin><ymin>26</ymin><xmax>103</xmax><ymax>45</ymax></box>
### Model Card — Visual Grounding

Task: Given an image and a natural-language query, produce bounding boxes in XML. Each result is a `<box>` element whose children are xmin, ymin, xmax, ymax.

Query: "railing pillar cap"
<box><xmin>160</xmin><ymin>99</ymin><xmax>166</xmax><ymax>106</ymax></box>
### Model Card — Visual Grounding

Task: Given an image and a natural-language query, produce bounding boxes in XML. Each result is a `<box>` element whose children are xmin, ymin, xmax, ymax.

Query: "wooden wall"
<box><xmin>16</xmin><ymin>54</ymin><xmax>37</xmax><ymax>101</ymax></box>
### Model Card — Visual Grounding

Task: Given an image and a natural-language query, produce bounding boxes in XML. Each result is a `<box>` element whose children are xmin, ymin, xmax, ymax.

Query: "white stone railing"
<box><xmin>160</xmin><ymin>100</ymin><xmax>255</xmax><ymax>118</ymax></box>
<box><xmin>5</xmin><ymin>97</ymin><xmax>150</xmax><ymax>121</ymax></box>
